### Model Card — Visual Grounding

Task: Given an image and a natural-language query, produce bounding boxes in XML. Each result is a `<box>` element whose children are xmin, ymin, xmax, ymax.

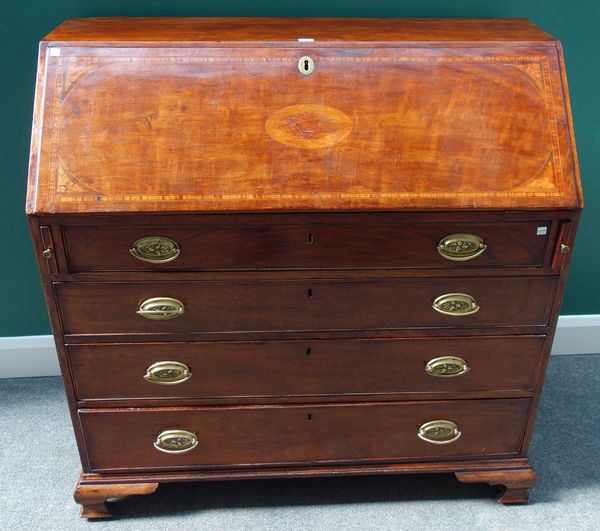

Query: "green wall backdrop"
<box><xmin>1</xmin><ymin>2</ymin><xmax>598</xmax><ymax>336</ymax></box>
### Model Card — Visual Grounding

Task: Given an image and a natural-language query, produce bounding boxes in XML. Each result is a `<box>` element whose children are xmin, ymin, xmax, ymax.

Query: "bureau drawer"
<box><xmin>55</xmin><ymin>277</ymin><xmax>556</xmax><ymax>336</ymax></box>
<box><xmin>79</xmin><ymin>399</ymin><xmax>530</xmax><ymax>472</ymax></box>
<box><xmin>69</xmin><ymin>336</ymin><xmax>545</xmax><ymax>401</ymax></box>
<box><xmin>62</xmin><ymin>221</ymin><xmax>551</xmax><ymax>272</ymax></box>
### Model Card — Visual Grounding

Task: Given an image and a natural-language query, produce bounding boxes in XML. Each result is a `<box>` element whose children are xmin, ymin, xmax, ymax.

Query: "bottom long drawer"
<box><xmin>79</xmin><ymin>399</ymin><xmax>530</xmax><ymax>472</ymax></box>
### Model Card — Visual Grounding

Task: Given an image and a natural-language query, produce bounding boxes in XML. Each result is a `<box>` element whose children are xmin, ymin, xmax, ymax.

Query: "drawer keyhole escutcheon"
<box><xmin>437</xmin><ymin>233</ymin><xmax>486</xmax><ymax>261</ymax></box>
<box><xmin>425</xmin><ymin>356</ymin><xmax>470</xmax><ymax>377</ymax></box>
<box><xmin>418</xmin><ymin>420</ymin><xmax>461</xmax><ymax>445</ymax></box>
<box><xmin>137</xmin><ymin>297</ymin><xmax>185</xmax><ymax>320</ymax></box>
<box><xmin>432</xmin><ymin>293</ymin><xmax>479</xmax><ymax>316</ymax></box>
<box><xmin>298</xmin><ymin>56</ymin><xmax>315</xmax><ymax>75</ymax></box>
<box><xmin>306</xmin><ymin>232</ymin><xmax>315</xmax><ymax>245</ymax></box>
<box><xmin>144</xmin><ymin>361</ymin><xmax>192</xmax><ymax>385</ymax></box>
<box><xmin>130</xmin><ymin>236</ymin><xmax>180</xmax><ymax>264</ymax></box>
<box><xmin>154</xmin><ymin>429</ymin><xmax>198</xmax><ymax>454</ymax></box>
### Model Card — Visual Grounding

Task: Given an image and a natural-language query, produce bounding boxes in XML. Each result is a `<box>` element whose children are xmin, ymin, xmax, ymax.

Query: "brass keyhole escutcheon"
<box><xmin>298</xmin><ymin>56</ymin><xmax>315</xmax><ymax>75</ymax></box>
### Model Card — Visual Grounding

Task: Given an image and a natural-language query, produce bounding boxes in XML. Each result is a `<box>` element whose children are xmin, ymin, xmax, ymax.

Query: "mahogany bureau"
<box><xmin>27</xmin><ymin>18</ymin><xmax>583</xmax><ymax>518</ymax></box>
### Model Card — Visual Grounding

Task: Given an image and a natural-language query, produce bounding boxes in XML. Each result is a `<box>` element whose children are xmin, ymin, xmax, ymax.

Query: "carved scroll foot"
<box><xmin>455</xmin><ymin>466</ymin><xmax>537</xmax><ymax>504</ymax></box>
<box><xmin>74</xmin><ymin>481</ymin><xmax>159</xmax><ymax>518</ymax></box>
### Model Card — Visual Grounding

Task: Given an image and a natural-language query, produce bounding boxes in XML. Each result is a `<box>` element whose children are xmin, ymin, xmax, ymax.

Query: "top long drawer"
<box><xmin>62</xmin><ymin>221</ymin><xmax>552</xmax><ymax>272</ymax></box>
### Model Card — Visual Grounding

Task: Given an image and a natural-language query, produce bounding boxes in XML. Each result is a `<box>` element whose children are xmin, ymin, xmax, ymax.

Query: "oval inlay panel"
<box><xmin>265</xmin><ymin>104</ymin><xmax>353</xmax><ymax>149</ymax></box>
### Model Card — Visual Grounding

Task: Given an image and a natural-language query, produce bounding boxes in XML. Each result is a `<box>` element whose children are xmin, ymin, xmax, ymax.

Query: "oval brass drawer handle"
<box><xmin>437</xmin><ymin>233</ymin><xmax>486</xmax><ymax>261</ymax></box>
<box><xmin>144</xmin><ymin>361</ymin><xmax>192</xmax><ymax>385</ymax></box>
<box><xmin>432</xmin><ymin>293</ymin><xmax>479</xmax><ymax>316</ymax></box>
<box><xmin>137</xmin><ymin>297</ymin><xmax>185</xmax><ymax>320</ymax></box>
<box><xmin>425</xmin><ymin>356</ymin><xmax>470</xmax><ymax>378</ymax></box>
<box><xmin>130</xmin><ymin>236</ymin><xmax>180</xmax><ymax>264</ymax></box>
<box><xmin>418</xmin><ymin>420</ymin><xmax>462</xmax><ymax>445</ymax></box>
<box><xmin>154</xmin><ymin>429</ymin><xmax>198</xmax><ymax>454</ymax></box>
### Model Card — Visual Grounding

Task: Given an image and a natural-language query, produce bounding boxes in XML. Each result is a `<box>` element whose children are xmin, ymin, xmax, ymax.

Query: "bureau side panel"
<box><xmin>27</xmin><ymin>216</ymin><xmax>91</xmax><ymax>471</ymax></box>
<box><xmin>520</xmin><ymin>212</ymin><xmax>581</xmax><ymax>452</ymax></box>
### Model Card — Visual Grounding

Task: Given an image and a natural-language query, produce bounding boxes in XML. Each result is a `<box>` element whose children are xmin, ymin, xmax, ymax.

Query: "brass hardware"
<box><xmin>130</xmin><ymin>236</ymin><xmax>180</xmax><ymax>264</ymax></box>
<box><xmin>137</xmin><ymin>297</ymin><xmax>185</xmax><ymax>320</ymax></box>
<box><xmin>418</xmin><ymin>420</ymin><xmax>461</xmax><ymax>445</ymax></box>
<box><xmin>432</xmin><ymin>293</ymin><xmax>479</xmax><ymax>316</ymax></box>
<box><xmin>144</xmin><ymin>361</ymin><xmax>192</xmax><ymax>385</ymax></box>
<box><xmin>437</xmin><ymin>233</ymin><xmax>487</xmax><ymax>261</ymax></box>
<box><xmin>560</xmin><ymin>243</ymin><xmax>570</xmax><ymax>254</ymax></box>
<box><xmin>41</xmin><ymin>247</ymin><xmax>53</xmax><ymax>260</ymax></box>
<box><xmin>425</xmin><ymin>356</ymin><xmax>470</xmax><ymax>377</ymax></box>
<box><xmin>154</xmin><ymin>429</ymin><xmax>198</xmax><ymax>454</ymax></box>
<box><xmin>298</xmin><ymin>56</ymin><xmax>315</xmax><ymax>75</ymax></box>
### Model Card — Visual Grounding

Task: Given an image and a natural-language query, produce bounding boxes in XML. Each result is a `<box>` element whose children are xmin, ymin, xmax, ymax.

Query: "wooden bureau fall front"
<box><xmin>27</xmin><ymin>17</ymin><xmax>583</xmax><ymax>518</ymax></box>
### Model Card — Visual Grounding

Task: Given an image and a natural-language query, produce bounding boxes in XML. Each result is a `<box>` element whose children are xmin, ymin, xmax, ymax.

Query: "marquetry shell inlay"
<box><xmin>265</xmin><ymin>104</ymin><xmax>353</xmax><ymax>149</ymax></box>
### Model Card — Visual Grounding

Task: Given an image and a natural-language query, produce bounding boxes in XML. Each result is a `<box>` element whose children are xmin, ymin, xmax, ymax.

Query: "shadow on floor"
<box><xmin>2</xmin><ymin>354</ymin><xmax>598</xmax><ymax>521</ymax></box>
<box><xmin>107</xmin><ymin>354</ymin><xmax>600</xmax><ymax>518</ymax></box>
<box><xmin>109</xmin><ymin>473</ymin><xmax>495</xmax><ymax>519</ymax></box>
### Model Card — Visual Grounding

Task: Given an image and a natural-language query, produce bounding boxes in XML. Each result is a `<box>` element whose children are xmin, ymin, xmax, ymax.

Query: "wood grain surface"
<box><xmin>26</xmin><ymin>20</ymin><xmax>582</xmax><ymax>213</ymax></box>
<box><xmin>25</xmin><ymin>18</ymin><xmax>583</xmax><ymax>511</ymax></box>
<box><xmin>43</xmin><ymin>18</ymin><xmax>556</xmax><ymax>44</ymax></box>
<box><xmin>62</xmin><ymin>220</ymin><xmax>551</xmax><ymax>272</ymax></box>
<box><xmin>54</xmin><ymin>276</ymin><xmax>557</xmax><ymax>336</ymax></box>
<box><xmin>79</xmin><ymin>399</ymin><xmax>531</xmax><ymax>472</ymax></box>
<box><xmin>67</xmin><ymin>336</ymin><xmax>545</xmax><ymax>401</ymax></box>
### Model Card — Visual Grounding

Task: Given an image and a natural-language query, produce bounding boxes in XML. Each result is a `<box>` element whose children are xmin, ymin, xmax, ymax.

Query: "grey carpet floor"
<box><xmin>1</xmin><ymin>354</ymin><xmax>599</xmax><ymax>530</ymax></box>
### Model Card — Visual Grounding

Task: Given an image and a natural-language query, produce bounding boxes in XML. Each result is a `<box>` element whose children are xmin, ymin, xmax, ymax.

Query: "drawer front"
<box><xmin>63</xmin><ymin>221</ymin><xmax>551</xmax><ymax>272</ymax></box>
<box><xmin>79</xmin><ymin>399</ymin><xmax>530</xmax><ymax>471</ymax></box>
<box><xmin>55</xmin><ymin>277</ymin><xmax>556</xmax><ymax>336</ymax></box>
<box><xmin>69</xmin><ymin>336</ymin><xmax>545</xmax><ymax>401</ymax></box>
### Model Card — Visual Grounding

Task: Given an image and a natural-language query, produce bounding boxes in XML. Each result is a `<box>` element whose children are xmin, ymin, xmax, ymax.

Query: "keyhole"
<box><xmin>298</xmin><ymin>56</ymin><xmax>314</xmax><ymax>75</ymax></box>
<box><xmin>307</xmin><ymin>288</ymin><xmax>313</xmax><ymax>298</ymax></box>
<box><xmin>305</xmin><ymin>347</ymin><xmax>311</xmax><ymax>356</ymax></box>
<box><xmin>307</xmin><ymin>414</ymin><xmax>313</xmax><ymax>421</ymax></box>
<box><xmin>307</xmin><ymin>232</ymin><xmax>314</xmax><ymax>245</ymax></box>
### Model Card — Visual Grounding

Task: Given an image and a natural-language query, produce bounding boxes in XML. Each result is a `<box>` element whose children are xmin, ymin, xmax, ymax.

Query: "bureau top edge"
<box><xmin>42</xmin><ymin>17</ymin><xmax>557</xmax><ymax>45</ymax></box>
<box><xmin>26</xmin><ymin>206</ymin><xmax>584</xmax><ymax>217</ymax></box>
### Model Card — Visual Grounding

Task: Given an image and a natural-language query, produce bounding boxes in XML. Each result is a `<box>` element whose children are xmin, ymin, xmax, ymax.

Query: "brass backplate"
<box><xmin>418</xmin><ymin>420</ymin><xmax>461</xmax><ymax>445</ymax></box>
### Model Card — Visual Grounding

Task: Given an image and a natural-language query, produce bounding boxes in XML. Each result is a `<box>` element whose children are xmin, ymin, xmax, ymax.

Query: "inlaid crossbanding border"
<box><xmin>44</xmin><ymin>52</ymin><xmax>567</xmax><ymax>209</ymax></box>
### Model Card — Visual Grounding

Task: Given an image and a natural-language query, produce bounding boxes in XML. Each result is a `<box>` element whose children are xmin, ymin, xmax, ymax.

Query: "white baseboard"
<box><xmin>1</xmin><ymin>315</ymin><xmax>598</xmax><ymax>378</ymax></box>
<box><xmin>548</xmin><ymin>315</ymin><xmax>600</xmax><ymax>356</ymax></box>
<box><xmin>0</xmin><ymin>335</ymin><xmax>60</xmax><ymax>378</ymax></box>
